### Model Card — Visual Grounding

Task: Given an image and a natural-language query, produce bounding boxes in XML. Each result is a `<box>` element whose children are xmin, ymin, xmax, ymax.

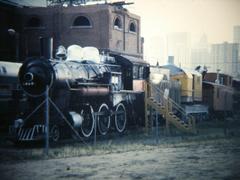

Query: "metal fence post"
<box><xmin>144</xmin><ymin>81</ymin><xmax>149</xmax><ymax>134</ymax></box>
<box><xmin>44</xmin><ymin>85</ymin><xmax>49</xmax><ymax>156</ymax></box>
<box><xmin>155</xmin><ymin>111</ymin><xmax>159</xmax><ymax>144</ymax></box>
<box><xmin>94</xmin><ymin>114</ymin><xmax>97</xmax><ymax>146</ymax></box>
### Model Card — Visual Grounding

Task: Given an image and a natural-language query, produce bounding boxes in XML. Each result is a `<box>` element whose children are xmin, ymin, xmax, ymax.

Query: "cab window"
<box><xmin>133</xmin><ymin>66</ymin><xmax>139</xmax><ymax>79</ymax></box>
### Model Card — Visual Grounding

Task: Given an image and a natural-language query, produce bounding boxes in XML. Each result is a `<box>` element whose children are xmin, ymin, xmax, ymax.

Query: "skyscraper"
<box><xmin>233</xmin><ymin>26</ymin><xmax>240</xmax><ymax>78</ymax></box>
<box><xmin>211</xmin><ymin>42</ymin><xmax>239</xmax><ymax>77</ymax></box>
<box><xmin>233</xmin><ymin>26</ymin><xmax>240</xmax><ymax>43</ymax></box>
<box><xmin>191</xmin><ymin>34</ymin><xmax>210</xmax><ymax>69</ymax></box>
<box><xmin>167</xmin><ymin>32</ymin><xmax>191</xmax><ymax>68</ymax></box>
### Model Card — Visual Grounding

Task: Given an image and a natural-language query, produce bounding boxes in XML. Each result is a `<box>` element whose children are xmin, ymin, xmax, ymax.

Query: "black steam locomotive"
<box><xmin>9</xmin><ymin>45</ymin><xmax>149</xmax><ymax>142</ymax></box>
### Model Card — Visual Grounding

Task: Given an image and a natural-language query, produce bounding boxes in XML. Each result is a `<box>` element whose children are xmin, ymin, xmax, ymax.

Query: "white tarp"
<box><xmin>66</xmin><ymin>45</ymin><xmax>100</xmax><ymax>63</ymax></box>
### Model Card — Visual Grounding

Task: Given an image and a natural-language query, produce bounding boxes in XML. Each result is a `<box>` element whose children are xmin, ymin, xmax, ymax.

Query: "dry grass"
<box><xmin>0</xmin><ymin>120</ymin><xmax>239</xmax><ymax>162</ymax></box>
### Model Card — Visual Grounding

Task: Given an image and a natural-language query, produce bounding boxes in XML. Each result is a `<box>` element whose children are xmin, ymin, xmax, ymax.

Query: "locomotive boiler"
<box><xmin>9</xmin><ymin>45</ymin><xmax>149</xmax><ymax>142</ymax></box>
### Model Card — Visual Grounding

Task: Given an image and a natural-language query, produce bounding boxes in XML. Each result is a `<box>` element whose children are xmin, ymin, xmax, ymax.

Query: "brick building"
<box><xmin>0</xmin><ymin>1</ymin><xmax>21</xmax><ymax>62</ymax></box>
<box><xmin>15</xmin><ymin>3</ymin><xmax>143</xmax><ymax>60</ymax></box>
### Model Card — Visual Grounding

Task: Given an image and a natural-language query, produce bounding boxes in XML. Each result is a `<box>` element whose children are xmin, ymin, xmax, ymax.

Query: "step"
<box><xmin>148</xmin><ymin>99</ymin><xmax>156</xmax><ymax>104</ymax></box>
<box><xmin>171</xmin><ymin>114</ymin><xmax>177</xmax><ymax>118</ymax></box>
<box><xmin>180</xmin><ymin>121</ymin><xmax>185</xmax><ymax>124</ymax></box>
<box><xmin>149</xmin><ymin>97</ymin><xmax>154</xmax><ymax>100</ymax></box>
<box><xmin>176</xmin><ymin>117</ymin><xmax>181</xmax><ymax>121</ymax></box>
<box><xmin>149</xmin><ymin>97</ymin><xmax>156</xmax><ymax>102</ymax></box>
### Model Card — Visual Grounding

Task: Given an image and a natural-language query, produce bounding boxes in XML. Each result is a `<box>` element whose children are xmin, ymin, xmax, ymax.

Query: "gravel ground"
<box><xmin>0</xmin><ymin>134</ymin><xmax>240</xmax><ymax>180</ymax></box>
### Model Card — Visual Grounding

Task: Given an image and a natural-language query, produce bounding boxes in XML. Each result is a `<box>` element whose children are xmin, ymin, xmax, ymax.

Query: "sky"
<box><xmin>126</xmin><ymin>0</ymin><xmax>240</xmax><ymax>63</ymax></box>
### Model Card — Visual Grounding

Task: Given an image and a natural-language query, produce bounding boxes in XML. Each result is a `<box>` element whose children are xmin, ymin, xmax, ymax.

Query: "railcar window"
<box><xmin>220</xmin><ymin>77</ymin><xmax>224</xmax><ymax>85</ymax></box>
<box><xmin>126</xmin><ymin>71</ymin><xmax>131</xmax><ymax>77</ymax></box>
<box><xmin>139</xmin><ymin>66</ymin><xmax>144</xmax><ymax>79</ymax></box>
<box><xmin>143</xmin><ymin>67</ymin><xmax>150</xmax><ymax>79</ymax></box>
<box><xmin>133</xmin><ymin>66</ymin><xmax>139</xmax><ymax>79</ymax></box>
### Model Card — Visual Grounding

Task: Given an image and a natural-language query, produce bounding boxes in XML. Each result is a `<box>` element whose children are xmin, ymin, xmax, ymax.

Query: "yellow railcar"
<box><xmin>171</xmin><ymin>72</ymin><xmax>193</xmax><ymax>103</ymax></box>
<box><xmin>162</xmin><ymin>65</ymin><xmax>194</xmax><ymax>103</ymax></box>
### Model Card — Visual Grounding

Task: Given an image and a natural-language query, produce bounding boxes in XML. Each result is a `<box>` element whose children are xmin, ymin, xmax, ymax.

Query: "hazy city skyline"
<box><xmin>127</xmin><ymin>0</ymin><xmax>240</xmax><ymax>64</ymax></box>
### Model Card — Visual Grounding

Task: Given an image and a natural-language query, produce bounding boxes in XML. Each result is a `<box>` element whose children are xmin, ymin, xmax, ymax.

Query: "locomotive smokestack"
<box><xmin>40</xmin><ymin>37</ymin><xmax>53</xmax><ymax>60</ymax></box>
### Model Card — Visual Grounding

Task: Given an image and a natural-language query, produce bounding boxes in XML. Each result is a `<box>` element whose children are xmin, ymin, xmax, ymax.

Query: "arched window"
<box><xmin>73</xmin><ymin>16</ymin><xmax>91</xmax><ymax>27</ymax></box>
<box><xmin>114</xmin><ymin>17</ymin><xmax>122</xmax><ymax>29</ymax></box>
<box><xmin>26</xmin><ymin>17</ymin><xmax>42</xmax><ymax>27</ymax></box>
<box><xmin>129</xmin><ymin>22</ymin><xmax>136</xmax><ymax>32</ymax></box>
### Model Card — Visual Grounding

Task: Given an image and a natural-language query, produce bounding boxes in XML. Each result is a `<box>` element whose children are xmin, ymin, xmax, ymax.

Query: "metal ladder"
<box><xmin>144</xmin><ymin>81</ymin><xmax>196</xmax><ymax>135</ymax></box>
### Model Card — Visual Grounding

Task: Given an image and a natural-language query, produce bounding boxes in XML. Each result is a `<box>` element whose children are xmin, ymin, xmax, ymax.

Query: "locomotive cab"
<box><xmin>112</xmin><ymin>54</ymin><xmax>149</xmax><ymax>91</ymax></box>
<box><xmin>111</xmin><ymin>55</ymin><xmax>149</xmax><ymax>126</ymax></box>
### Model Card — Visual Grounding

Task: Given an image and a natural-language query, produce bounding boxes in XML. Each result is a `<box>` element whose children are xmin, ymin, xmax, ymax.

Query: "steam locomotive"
<box><xmin>9</xmin><ymin>45</ymin><xmax>149</xmax><ymax>142</ymax></box>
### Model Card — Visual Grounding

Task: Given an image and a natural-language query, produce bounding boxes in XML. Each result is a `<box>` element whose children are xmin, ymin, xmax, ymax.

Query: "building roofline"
<box><xmin>0</xmin><ymin>0</ymin><xmax>24</xmax><ymax>8</ymax></box>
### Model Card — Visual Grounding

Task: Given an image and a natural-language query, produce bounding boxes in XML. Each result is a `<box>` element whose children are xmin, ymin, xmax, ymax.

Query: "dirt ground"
<box><xmin>0</xmin><ymin>129</ymin><xmax>240</xmax><ymax>180</ymax></box>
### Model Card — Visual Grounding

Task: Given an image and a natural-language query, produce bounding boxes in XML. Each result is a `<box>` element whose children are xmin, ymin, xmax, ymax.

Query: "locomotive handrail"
<box><xmin>51</xmin><ymin>59</ymin><xmax>121</xmax><ymax>67</ymax></box>
<box><xmin>54</xmin><ymin>60</ymin><xmax>121</xmax><ymax>91</ymax></box>
<box><xmin>52</xmin><ymin>60</ymin><xmax>122</xmax><ymax>77</ymax></box>
<box><xmin>75</xmin><ymin>82</ymin><xmax>111</xmax><ymax>86</ymax></box>
<box><xmin>110</xmin><ymin>72</ymin><xmax>122</xmax><ymax>75</ymax></box>
<box><xmin>57</xmin><ymin>60</ymin><xmax>122</xmax><ymax>69</ymax></box>
<box><xmin>114</xmin><ymin>90</ymin><xmax>144</xmax><ymax>93</ymax></box>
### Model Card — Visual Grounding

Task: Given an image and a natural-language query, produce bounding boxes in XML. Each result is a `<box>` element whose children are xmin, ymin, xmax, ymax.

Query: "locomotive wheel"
<box><xmin>97</xmin><ymin>103</ymin><xmax>111</xmax><ymax>135</ymax></box>
<box><xmin>50</xmin><ymin>125</ymin><xmax>60</xmax><ymax>143</ymax></box>
<box><xmin>115</xmin><ymin>103</ymin><xmax>127</xmax><ymax>133</ymax></box>
<box><xmin>80</xmin><ymin>105</ymin><xmax>95</xmax><ymax>138</ymax></box>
